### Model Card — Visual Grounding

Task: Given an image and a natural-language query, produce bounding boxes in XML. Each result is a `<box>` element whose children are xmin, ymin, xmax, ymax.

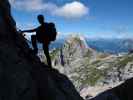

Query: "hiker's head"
<box><xmin>37</xmin><ymin>15</ymin><xmax>44</xmax><ymax>24</ymax></box>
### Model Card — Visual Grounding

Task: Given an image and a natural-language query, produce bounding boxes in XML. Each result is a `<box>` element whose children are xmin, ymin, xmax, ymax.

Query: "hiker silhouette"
<box><xmin>21</xmin><ymin>14</ymin><xmax>57</xmax><ymax>67</ymax></box>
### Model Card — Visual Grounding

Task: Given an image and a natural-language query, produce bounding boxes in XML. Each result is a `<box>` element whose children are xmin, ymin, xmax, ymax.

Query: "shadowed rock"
<box><xmin>0</xmin><ymin>0</ymin><xmax>83</xmax><ymax>100</ymax></box>
<box><xmin>90</xmin><ymin>78</ymin><xmax>133</xmax><ymax>100</ymax></box>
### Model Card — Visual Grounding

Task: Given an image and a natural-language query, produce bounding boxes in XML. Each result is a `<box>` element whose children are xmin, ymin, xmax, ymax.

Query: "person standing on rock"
<box><xmin>21</xmin><ymin>14</ymin><xmax>57</xmax><ymax>67</ymax></box>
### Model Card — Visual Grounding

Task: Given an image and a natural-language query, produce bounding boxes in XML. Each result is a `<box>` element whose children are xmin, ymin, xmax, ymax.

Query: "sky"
<box><xmin>9</xmin><ymin>0</ymin><xmax>133</xmax><ymax>38</ymax></box>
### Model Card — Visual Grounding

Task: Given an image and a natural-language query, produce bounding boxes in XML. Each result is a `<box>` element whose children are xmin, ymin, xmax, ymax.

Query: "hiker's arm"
<box><xmin>21</xmin><ymin>28</ymin><xmax>37</xmax><ymax>33</ymax></box>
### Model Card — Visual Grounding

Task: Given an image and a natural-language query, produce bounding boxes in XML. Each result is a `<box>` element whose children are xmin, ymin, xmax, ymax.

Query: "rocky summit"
<box><xmin>50</xmin><ymin>35</ymin><xmax>108</xmax><ymax>89</ymax></box>
<box><xmin>0</xmin><ymin>0</ymin><xmax>83</xmax><ymax>100</ymax></box>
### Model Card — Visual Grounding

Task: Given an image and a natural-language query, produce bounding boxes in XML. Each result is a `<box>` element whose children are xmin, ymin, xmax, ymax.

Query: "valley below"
<box><xmin>37</xmin><ymin>35</ymin><xmax>133</xmax><ymax>99</ymax></box>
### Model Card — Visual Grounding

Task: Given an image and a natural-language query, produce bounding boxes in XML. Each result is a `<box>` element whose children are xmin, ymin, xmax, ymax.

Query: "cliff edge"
<box><xmin>0</xmin><ymin>0</ymin><xmax>83</xmax><ymax>100</ymax></box>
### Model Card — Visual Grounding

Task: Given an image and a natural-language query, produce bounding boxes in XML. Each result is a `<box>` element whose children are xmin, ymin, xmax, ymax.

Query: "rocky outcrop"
<box><xmin>50</xmin><ymin>35</ymin><xmax>109</xmax><ymax>90</ymax></box>
<box><xmin>0</xmin><ymin>0</ymin><xmax>83</xmax><ymax>100</ymax></box>
<box><xmin>91</xmin><ymin>78</ymin><xmax>133</xmax><ymax>100</ymax></box>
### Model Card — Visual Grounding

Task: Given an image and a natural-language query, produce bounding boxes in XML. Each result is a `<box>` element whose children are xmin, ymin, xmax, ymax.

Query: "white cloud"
<box><xmin>10</xmin><ymin>0</ymin><xmax>89</xmax><ymax>19</ymax></box>
<box><xmin>53</xmin><ymin>1</ymin><xmax>89</xmax><ymax>18</ymax></box>
<box><xmin>10</xmin><ymin>0</ymin><xmax>53</xmax><ymax>11</ymax></box>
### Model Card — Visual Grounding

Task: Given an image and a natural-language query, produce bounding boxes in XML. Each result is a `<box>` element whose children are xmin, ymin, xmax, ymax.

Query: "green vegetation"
<box><xmin>83</xmin><ymin>66</ymin><xmax>103</xmax><ymax>86</ymax></box>
<box><xmin>117</xmin><ymin>55</ymin><xmax>133</xmax><ymax>69</ymax></box>
<box><xmin>91</xmin><ymin>60</ymin><xmax>101</xmax><ymax>65</ymax></box>
<box><xmin>74</xmin><ymin>64</ymin><xmax>104</xmax><ymax>86</ymax></box>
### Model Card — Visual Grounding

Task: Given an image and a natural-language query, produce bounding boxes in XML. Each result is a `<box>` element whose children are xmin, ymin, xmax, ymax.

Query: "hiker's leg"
<box><xmin>31</xmin><ymin>35</ymin><xmax>38</xmax><ymax>54</ymax></box>
<box><xmin>43</xmin><ymin>44</ymin><xmax>52</xmax><ymax>67</ymax></box>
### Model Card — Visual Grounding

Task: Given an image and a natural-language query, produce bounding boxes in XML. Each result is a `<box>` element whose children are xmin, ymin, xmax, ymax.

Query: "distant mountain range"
<box><xmin>51</xmin><ymin>37</ymin><xmax>133</xmax><ymax>54</ymax></box>
<box><xmin>27</xmin><ymin>36</ymin><xmax>133</xmax><ymax>54</ymax></box>
<box><xmin>86</xmin><ymin>38</ymin><xmax>133</xmax><ymax>54</ymax></box>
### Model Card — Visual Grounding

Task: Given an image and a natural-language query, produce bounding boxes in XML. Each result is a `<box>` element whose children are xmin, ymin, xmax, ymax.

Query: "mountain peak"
<box><xmin>66</xmin><ymin>34</ymin><xmax>88</xmax><ymax>49</ymax></box>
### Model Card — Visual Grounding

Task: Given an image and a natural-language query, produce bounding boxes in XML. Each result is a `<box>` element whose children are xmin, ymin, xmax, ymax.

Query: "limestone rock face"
<box><xmin>50</xmin><ymin>35</ymin><xmax>109</xmax><ymax>90</ymax></box>
<box><xmin>0</xmin><ymin>0</ymin><xmax>83</xmax><ymax>100</ymax></box>
<box><xmin>50</xmin><ymin>35</ymin><xmax>133</xmax><ymax>97</ymax></box>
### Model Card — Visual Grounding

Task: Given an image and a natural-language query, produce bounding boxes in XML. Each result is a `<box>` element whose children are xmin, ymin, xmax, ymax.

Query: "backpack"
<box><xmin>46</xmin><ymin>22</ymin><xmax>57</xmax><ymax>41</ymax></box>
<box><xmin>36</xmin><ymin>22</ymin><xmax>57</xmax><ymax>43</ymax></box>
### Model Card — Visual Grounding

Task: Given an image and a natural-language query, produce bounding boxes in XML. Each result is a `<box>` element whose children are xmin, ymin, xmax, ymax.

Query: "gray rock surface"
<box><xmin>49</xmin><ymin>34</ymin><xmax>133</xmax><ymax>99</ymax></box>
<box><xmin>50</xmin><ymin>35</ymin><xmax>108</xmax><ymax>90</ymax></box>
<box><xmin>50</xmin><ymin>36</ymin><xmax>133</xmax><ymax>90</ymax></box>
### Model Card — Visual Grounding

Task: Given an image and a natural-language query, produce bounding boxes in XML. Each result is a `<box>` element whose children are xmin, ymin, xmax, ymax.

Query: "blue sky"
<box><xmin>9</xmin><ymin>0</ymin><xmax>133</xmax><ymax>38</ymax></box>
